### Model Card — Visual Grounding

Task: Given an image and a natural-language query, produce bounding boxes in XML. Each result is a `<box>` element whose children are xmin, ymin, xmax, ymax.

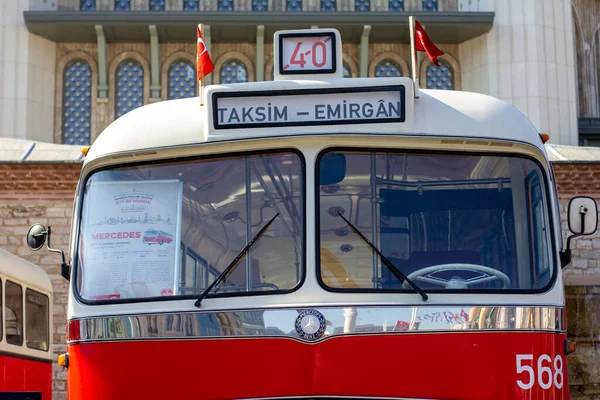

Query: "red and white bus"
<box><xmin>0</xmin><ymin>248</ymin><xmax>53</xmax><ymax>400</ymax></box>
<box><xmin>29</xmin><ymin>28</ymin><xmax>598</xmax><ymax>399</ymax></box>
<box><xmin>142</xmin><ymin>229</ymin><xmax>174</xmax><ymax>245</ymax></box>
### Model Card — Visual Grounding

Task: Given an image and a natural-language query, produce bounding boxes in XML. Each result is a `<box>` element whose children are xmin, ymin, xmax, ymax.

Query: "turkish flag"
<box><xmin>414</xmin><ymin>20</ymin><xmax>444</xmax><ymax>66</ymax></box>
<box><xmin>197</xmin><ymin>24</ymin><xmax>214</xmax><ymax>80</ymax></box>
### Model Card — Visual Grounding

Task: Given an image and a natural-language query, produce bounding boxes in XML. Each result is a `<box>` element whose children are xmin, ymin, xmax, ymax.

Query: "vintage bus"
<box><xmin>0</xmin><ymin>248</ymin><xmax>53</xmax><ymax>400</ymax></box>
<box><xmin>28</xmin><ymin>28</ymin><xmax>599</xmax><ymax>399</ymax></box>
<box><xmin>142</xmin><ymin>229</ymin><xmax>174</xmax><ymax>246</ymax></box>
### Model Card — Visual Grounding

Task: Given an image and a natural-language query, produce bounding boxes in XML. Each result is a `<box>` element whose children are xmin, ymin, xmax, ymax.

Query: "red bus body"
<box><xmin>65</xmin><ymin>331</ymin><xmax>568</xmax><ymax>400</ymax></box>
<box><xmin>0</xmin><ymin>355</ymin><xmax>52</xmax><ymax>399</ymax></box>
<box><xmin>0</xmin><ymin>249</ymin><xmax>53</xmax><ymax>400</ymax></box>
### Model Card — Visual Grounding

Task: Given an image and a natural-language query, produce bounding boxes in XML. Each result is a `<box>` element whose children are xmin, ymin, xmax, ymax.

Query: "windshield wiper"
<box><xmin>194</xmin><ymin>213</ymin><xmax>280</xmax><ymax>308</ymax></box>
<box><xmin>337</xmin><ymin>212</ymin><xmax>428</xmax><ymax>301</ymax></box>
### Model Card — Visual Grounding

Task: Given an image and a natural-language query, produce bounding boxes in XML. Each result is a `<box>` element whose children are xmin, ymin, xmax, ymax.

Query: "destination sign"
<box><xmin>212</xmin><ymin>86</ymin><xmax>405</xmax><ymax>130</ymax></box>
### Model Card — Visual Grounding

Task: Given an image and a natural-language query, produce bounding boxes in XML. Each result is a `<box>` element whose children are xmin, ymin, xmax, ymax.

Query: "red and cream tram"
<box><xmin>29</xmin><ymin>27</ymin><xmax>598</xmax><ymax>399</ymax></box>
<box><xmin>0</xmin><ymin>248</ymin><xmax>53</xmax><ymax>399</ymax></box>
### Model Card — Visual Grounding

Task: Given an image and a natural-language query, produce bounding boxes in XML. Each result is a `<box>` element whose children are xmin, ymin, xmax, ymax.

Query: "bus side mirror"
<box><xmin>26</xmin><ymin>224</ymin><xmax>71</xmax><ymax>281</ymax></box>
<box><xmin>27</xmin><ymin>224</ymin><xmax>48</xmax><ymax>251</ymax></box>
<box><xmin>560</xmin><ymin>196</ymin><xmax>598</xmax><ymax>269</ymax></box>
<box><xmin>568</xmin><ymin>196</ymin><xmax>598</xmax><ymax>236</ymax></box>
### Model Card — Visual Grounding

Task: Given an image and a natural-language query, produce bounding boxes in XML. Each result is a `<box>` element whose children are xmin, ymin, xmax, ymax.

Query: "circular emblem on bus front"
<box><xmin>295</xmin><ymin>309</ymin><xmax>326</xmax><ymax>340</ymax></box>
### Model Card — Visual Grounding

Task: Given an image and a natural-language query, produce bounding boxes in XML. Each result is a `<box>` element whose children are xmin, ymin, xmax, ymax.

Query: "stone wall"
<box><xmin>567</xmin><ymin>286</ymin><xmax>600</xmax><ymax>399</ymax></box>
<box><xmin>0</xmin><ymin>160</ymin><xmax>599</xmax><ymax>399</ymax></box>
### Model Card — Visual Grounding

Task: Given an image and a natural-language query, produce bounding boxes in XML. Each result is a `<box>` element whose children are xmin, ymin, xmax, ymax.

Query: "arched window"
<box><xmin>253</xmin><ymin>0</ymin><xmax>268</xmax><ymax>10</ymax></box>
<box><xmin>355</xmin><ymin>0</ymin><xmax>369</xmax><ymax>11</ymax></box>
<box><xmin>287</xmin><ymin>0</ymin><xmax>302</xmax><ymax>11</ymax></box>
<box><xmin>168</xmin><ymin>60</ymin><xmax>196</xmax><ymax>99</ymax></box>
<box><xmin>80</xmin><ymin>0</ymin><xmax>96</xmax><ymax>10</ymax></box>
<box><xmin>62</xmin><ymin>60</ymin><xmax>92</xmax><ymax>145</ymax></box>
<box><xmin>116</xmin><ymin>59</ymin><xmax>144</xmax><ymax>118</ymax></box>
<box><xmin>149</xmin><ymin>0</ymin><xmax>165</xmax><ymax>10</ymax></box>
<box><xmin>321</xmin><ymin>0</ymin><xmax>336</xmax><ymax>11</ymax></box>
<box><xmin>425</xmin><ymin>61</ymin><xmax>453</xmax><ymax>90</ymax></box>
<box><xmin>115</xmin><ymin>0</ymin><xmax>130</xmax><ymax>10</ymax></box>
<box><xmin>220</xmin><ymin>60</ymin><xmax>248</xmax><ymax>84</ymax></box>
<box><xmin>343</xmin><ymin>62</ymin><xmax>351</xmax><ymax>78</ymax></box>
<box><xmin>388</xmin><ymin>0</ymin><xmax>403</xmax><ymax>11</ymax></box>
<box><xmin>183</xmin><ymin>0</ymin><xmax>199</xmax><ymax>10</ymax></box>
<box><xmin>218</xmin><ymin>0</ymin><xmax>234</xmax><ymax>11</ymax></box>
<box><xmin>422</xmin><ymin>0</ymin><xmax>437</xmax><ymax>11</ymax></box>
<box><xmin>374</xmin><ymin>60</ymin><xmax>402</xmax><ymax>77</ymax></box>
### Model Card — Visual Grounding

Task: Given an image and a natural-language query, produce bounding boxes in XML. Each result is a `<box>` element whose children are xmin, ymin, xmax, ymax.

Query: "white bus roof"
<box><xmin>0</xmin><ymin>248</ymin><xmax>53</xmax><ymax>293</ymax></box>
<box><xmin>85</xmin><ymin>80</ymin><xmax>547</xmax><ymax>165</ymax></box>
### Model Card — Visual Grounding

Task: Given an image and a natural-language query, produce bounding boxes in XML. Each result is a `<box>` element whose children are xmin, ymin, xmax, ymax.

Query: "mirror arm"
<box><xmin>561</xmin><ymin>212</ymin><xmax>587</xmax><ymax>269</ymax></box>
<box><xmin>560</xmin><ymin>233</ymin><xmax>580</xmax><ymax>268</ymax></box>
<box><xmin>559</xmin><ymin>249</ymin><xmax>571</xmax><ymax>269</ymax></box>
<box><xmin>45</xmin><ymin>226</ymin><xmax>71</xmax><ymax>281</ymax></box>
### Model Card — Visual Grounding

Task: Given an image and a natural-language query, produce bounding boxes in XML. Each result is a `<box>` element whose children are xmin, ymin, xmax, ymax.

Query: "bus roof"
<box><xmin>85</xmin><ymin>82</ymin><xmax>546</xmax><ymax>164</ymax></box>
<box><xmin>0</xmin><ymin>248</ymin><xmax>53</xmax><ymax>293</ymax></box>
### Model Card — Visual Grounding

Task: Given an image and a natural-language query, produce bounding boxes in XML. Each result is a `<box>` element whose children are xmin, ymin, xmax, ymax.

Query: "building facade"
<box><xmin>1</xmin><ymin>0</ymin><xmax>598</xmax><ymax>146</ymax></box>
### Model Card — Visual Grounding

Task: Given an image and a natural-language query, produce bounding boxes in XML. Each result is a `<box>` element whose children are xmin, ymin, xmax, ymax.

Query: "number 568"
<box><xmin>516</xmin><ymin>354</ymin><xmax>563</xmax><ymax>390</ymax></box>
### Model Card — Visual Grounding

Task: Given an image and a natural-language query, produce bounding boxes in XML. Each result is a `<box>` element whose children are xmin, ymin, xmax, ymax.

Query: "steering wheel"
<box><xmin>401</xmin><ymin>264</ymin><xmax>511</xmax><ymax>290</ymax></box>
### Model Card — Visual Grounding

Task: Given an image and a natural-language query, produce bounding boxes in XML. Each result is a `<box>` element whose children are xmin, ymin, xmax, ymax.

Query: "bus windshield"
<box><xmin>317</xmin><ymin>149</ymin><xmax>554</xmax><ymax>292</ymax></box>
<box><xmin>76</xmin><ymin>151</ymin><xmax>304</xmax><ymax>302</ymax></box>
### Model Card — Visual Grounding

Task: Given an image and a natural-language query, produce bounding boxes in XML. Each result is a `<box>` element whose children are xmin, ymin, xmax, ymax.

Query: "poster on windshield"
<box><xmin>79</xmin><ymin>179</ymin><xmax>183</xmax><ymax>300</ymax></box>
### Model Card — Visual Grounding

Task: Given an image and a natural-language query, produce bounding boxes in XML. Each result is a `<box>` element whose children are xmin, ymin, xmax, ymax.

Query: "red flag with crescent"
<box><xmin>414</xmin><ymin>20</ymin><xmax>444</xmax><ymax>66</ymax></box>
<box><xmin>197</xmin><ymin>24</ymin><xmax>214</xmax><ymax>80</ymax></box>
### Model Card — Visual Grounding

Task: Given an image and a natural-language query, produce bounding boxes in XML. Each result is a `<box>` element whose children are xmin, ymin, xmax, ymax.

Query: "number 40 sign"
<box><xmin>278</xmin><ymin>31</ymin><xmax>337</xmax><ymax>75</ymax></box>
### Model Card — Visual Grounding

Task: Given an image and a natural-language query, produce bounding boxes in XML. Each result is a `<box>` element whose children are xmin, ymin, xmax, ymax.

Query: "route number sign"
<box><xmin>279</xmin><ymin>32</ymin><xmax>337</xmax><ymax>75</ymax></box>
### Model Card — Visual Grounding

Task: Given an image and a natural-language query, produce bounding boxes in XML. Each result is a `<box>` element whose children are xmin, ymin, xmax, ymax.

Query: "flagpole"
<box><xmin>409</xmin><ymin>15</ymin><xmax>420</xmax><ymax>98</ymax></box>
<box><xmin>199</xmin><ymin>24</ymin><xmax>205</xmax><ymax>107</ymax></box>
<box><xmin>200</xmin><ymin>76</ymin><xmax>204</xmax><ymax>107</ymax></box>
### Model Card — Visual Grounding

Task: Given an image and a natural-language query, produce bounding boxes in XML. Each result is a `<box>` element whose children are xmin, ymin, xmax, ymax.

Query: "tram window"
<box><xmin>5</xmin><ymin>281</ymin><xmax>23</xmax><ymax>346</ymax></box>
<box><xmin>317</xmin><ymin>150</ymin><xmax>555</xmax><ymax>292</ymax></box>
<box><xmin>77</xmin><ymin>150</ymin><xmax>304</xmax><ymax>301</ymax></box>
<box><xmin>26</xmin><ymin>289</ymin><xmax>49</xmax><ymax>351</ymax></box>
